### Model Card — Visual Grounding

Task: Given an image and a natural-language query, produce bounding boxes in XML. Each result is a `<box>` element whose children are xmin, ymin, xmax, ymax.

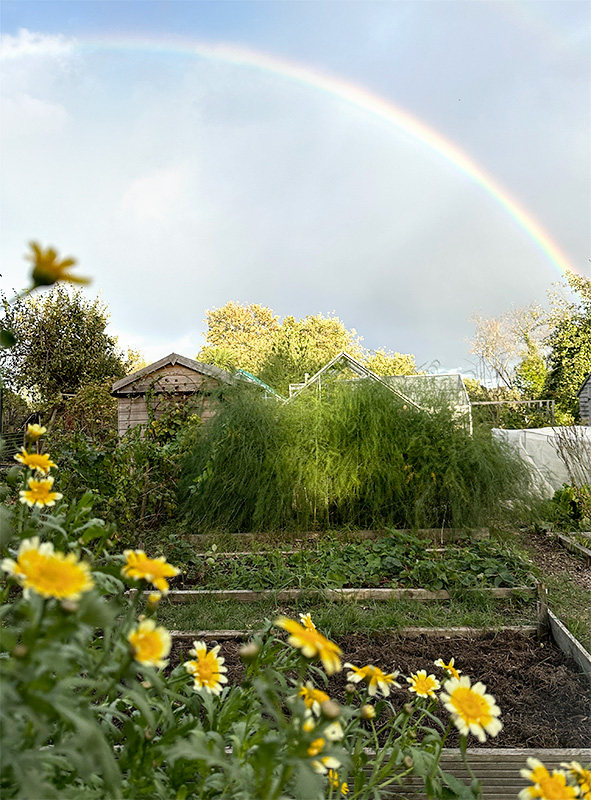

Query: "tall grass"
<box><xmin>179</xmin><ymin>381</ymin><xmax>533</xmax><ymax>532</ymax></box>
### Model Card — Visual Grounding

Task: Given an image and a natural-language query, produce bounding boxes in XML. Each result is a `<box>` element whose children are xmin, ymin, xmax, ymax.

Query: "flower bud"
<box><xmin>320</xmin><ymin>700</ymin><xmax>341</xmax><ymax>719</ymax></box>
<box><xmin>404</xmin><ymin>756</ymin><xmax>413</xmax><ymax>769</ymax></box>
<box><xmin>12</xmin><ymin>644</ymin><xmax>27</xmax><ymax>658</ymax></box>
<box><xmin>141</xmin><ymin>680</ymin><xmax>152</xmax><ymax>689</ymax></box>
<box><xmin>360</xmin><ymin>704</ymin><xmax>375</xmax><ymax>720</ymax></box>
<box><xmin>239</xmin><ymin>642</ymin><xmax>260</xmax><ymax>663</ymax></box>
<box><xmin>403</xmin><ymin>703</ymin><xmax>413</xmax><ymax>716</ymax></box>
<box><xmin>61</xmin><ymin>600</ymin><xmax>78</xmax><ymax>613</ymax></box>
<box><xmin>345</xmin><ymin>683</ymin><xmax>357</xmax><ymax>695</ymax></box>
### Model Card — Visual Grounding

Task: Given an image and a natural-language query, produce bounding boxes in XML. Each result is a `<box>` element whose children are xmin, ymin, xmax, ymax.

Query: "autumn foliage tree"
<box><xmin>197</xmin><ymin>302</ymin><xmax>418</xmax><ymax>395</ymax></box>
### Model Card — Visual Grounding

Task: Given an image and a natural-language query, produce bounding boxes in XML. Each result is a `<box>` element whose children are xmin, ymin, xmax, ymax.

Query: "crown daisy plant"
<box><xmin>440</xmin><ymin>675</ymin><xmax>502</xmax><ymax>743</ymax></box>
<box><xmin>19</xmin><ymin>476</ymin><xmax>63</xmax><ymax>508</ymax></box>
<box><xmin>276</xmin><ymin>616</ymin><xmax>342</xmax><ymax>675</ymax></box>
<box><xmin>1</xmin><ymin>537</ymin><xmax>94</xmax><ymax>601</ymax></box>
<box><xmin>519</xmin><ymin>758</ymin><xmax>581</xmax><ymax>800</ymax></box>
<box><xmin>407</xmin><ymin>670</ymin><xmax>441</xmax><ymax>699</ymax></box>
<box><xmin>562</xmin><ymin>761</ymin><xmax>591</xmax><ymax>800</ymax></box>
<box><xmin>184</xmin><ymin>640</ymin><xmax>228</xmax><ymax>695</ymax></box>
<box><xmin>127</xmin><ymin>618</ymin><xmax>172</xmax><ymax>669</ymax></box>
<box><xmin>121</xmin><ymin>550</ymin><xmax>180</xmax><ymax>594</ymax></box>
<box><xmin>344</xmin><ymin>662</ymin><xmax>401</xmax><ymax>697</ymax></box>
<box><xmin>14</xmin><ymin>449</ymin><xmax>57</xmax><ymax>475</ymax></box>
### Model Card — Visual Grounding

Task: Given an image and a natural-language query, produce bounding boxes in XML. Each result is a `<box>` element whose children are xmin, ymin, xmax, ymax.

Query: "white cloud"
<box><xmin>121</xmin><ymin>168</ymin><xmax>187</xmax><ymax>222</ymax></box>
<box><xmin>2</xmin><ymin>93</ymin><xmax>70</xmax><ymax>136</ymax></box>
<box><xmin>0</xmin><ymin>28</ymin><xmax>75</xmax><ymax>60</ymax></box>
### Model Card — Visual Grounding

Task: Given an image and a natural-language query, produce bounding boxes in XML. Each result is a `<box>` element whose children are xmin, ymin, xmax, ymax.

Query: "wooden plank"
<box><xmin>169</xmin><ymin>626</ymin><xmax>539</xmax><ymax>641</ymax></box>
<box><xmin>556</xmin><ymin>533</ymin><xmax>591</xmax><ymax>564</ymax></box>
<box><xmin>382</xmin><ymin>748</ymin><xmax>591</xmax><ymax>798</ymax></box>
<box><xmin>157</xmin><ymin>586</ymin><xmax>535</xmax><ymax>604</ymax></box>
<box><xmin>548</xmin><ymin>609</ymin><xmax>591</xmax><ymax>686</ymax></box>
<box><xmin>185</xmin><ymin>528</ymin><xmax>490</xmax><ymax>547</ymax></box>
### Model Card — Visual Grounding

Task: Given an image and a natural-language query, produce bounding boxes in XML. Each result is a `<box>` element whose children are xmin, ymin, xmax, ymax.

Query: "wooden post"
<box><xmin>536</xmin><ymin>582</ymin><xmax>548</xmax><ymax>636</ymax></box>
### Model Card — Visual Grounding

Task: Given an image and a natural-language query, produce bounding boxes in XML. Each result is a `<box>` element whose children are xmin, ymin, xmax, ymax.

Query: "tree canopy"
<box><xmin>197</xmin><ymin>302</ymin><xmax>419</xmax><ymax>395</ymax></box>
<box><xmin>467</xmin><ymin>273</ymin><xmax>591</xmax><ymax>423</ymax></box>
<box><xmin>1</xmin><ymin>286</ymin><xmax>127</xmax><ymax>404</ymax></box>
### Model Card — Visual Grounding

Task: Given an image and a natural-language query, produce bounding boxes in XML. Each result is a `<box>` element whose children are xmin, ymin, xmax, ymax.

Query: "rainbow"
<box><xmin>10</xmin><ymin>32</ymin><xmax>583</xmax><ymax>281</ymax></box>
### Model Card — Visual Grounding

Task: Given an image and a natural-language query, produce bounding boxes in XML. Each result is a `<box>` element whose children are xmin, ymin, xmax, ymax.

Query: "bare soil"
<box><xmin>518</xmin><ymin>528</ymin><xmax>591</xmax><ymax>590</ymax></box>
<box><xmin>171</xmin><ymin>630</ymin><xmax>590</xmax><ymax>749</ymax></box>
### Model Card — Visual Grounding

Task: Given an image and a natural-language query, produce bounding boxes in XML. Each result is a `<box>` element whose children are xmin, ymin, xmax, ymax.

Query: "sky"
<box><xmin>1</xmin><ymin>1</ymin><xmax>589</xmax><ymax>376</ymax></box>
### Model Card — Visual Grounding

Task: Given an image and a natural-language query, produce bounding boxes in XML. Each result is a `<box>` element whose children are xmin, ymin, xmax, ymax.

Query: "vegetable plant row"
<box><xmin>177</xmin><ymin>532</ymin><xmax>535</xmax><ymax>592</ymax></box>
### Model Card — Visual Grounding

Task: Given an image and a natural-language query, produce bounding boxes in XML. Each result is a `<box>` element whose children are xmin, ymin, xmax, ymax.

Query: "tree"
<box><xmin>198</xmin><ymin>302</ymin><xmax>281</xmax><ymax>375</ymax></box>
<box><xmin>468</xmin><ymin>305</ymin><xmax>548</xmax><ymax>396</ymax></box>
<box><xmin>364</xmin><ymin>348</ymin><xmax>419</xmax><ymax>377</ymax></box>
<box><xmin>0</xmin><ymin>286</ymin><xmax>126</xmax><ymax>404</ymax></box>
<box><xmin>543</xmin><ymin>273</ymin><xmax>591</xmax><ymax>420</ymax></box>
<box><xmin>257</xmin><ymin>313</ymin><xmax>364</xmax><ymax>394</ymax></box>
<box><xmin>198</xmin><ymin>302</ymin><xmax>419</xmax><ymax>396</ymax></box>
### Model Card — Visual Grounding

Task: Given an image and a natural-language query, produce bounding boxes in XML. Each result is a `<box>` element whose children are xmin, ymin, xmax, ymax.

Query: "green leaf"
<box><xmin>0</xmin><ymin>327</ymin><xmax>16</xmax><ymax>348</ymax></box>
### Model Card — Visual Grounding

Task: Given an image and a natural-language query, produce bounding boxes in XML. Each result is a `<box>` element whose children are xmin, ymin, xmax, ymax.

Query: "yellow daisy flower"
<box><xmin>312</xmin><ymin>755</ymin><xmax>341</xmax><ymax>775</ymax></box>
<box><xmin>128</xmin><ymin>619</ymin><xmax>171</xmax><ymax>669</ymax></box>
<box><xmin>184</xmin><ymin>640</ymin><xmax>228</xmax><ymax>695</ymax></box>
<box><xmin>441</xmin><ymin>676</ymin><xmax>502</xmax><ymax>743</ymax></box>
<box><xmin>519</xmin><ymin>759</ymin><xmax>579</xmax><ymax>799</ymax></box>
<box><xmin>26</xmin><ymin>424</ymin><xmax>46</xmax><ymax>442</ymax></box>
<box><xmin>276</xmin><ymin>617</ymin><xmax>342</xmax><ymax>675</ymax></box>
<box><xmin>1</xmin><ymin>537</ymin><xmax>94</xmax><ymax>601</ymax></box>
<box><xmin>19</xmin><ymin>476</ymin><xmax>63</xmax><ymax>508</ymax></box>
<box><xmin>299</xmin><ymin>612</ymin><xmax>317</xmax><ymax>630</ymax></box>
<box><xmin>27</xmin><ymin>241</ymin><xmax>89</xmax><ymax>288</ymax></box>
<box><xmin>328</xmin><ymin>769</ymin><xmax>349</xmax><ymax>795</ymax></box>
<box><xmin>121</xmin><ymin>550</ymin><xmax>180</xmax><ymax>594</ymax></box>
<box><xmin>299</xmin><ymin>681</ymin><xmax>330</xmax><ymax>715</ymax></box>
<box><xmin>407</xmin><ymin>670</ymin><xmax>441</xmax><ymax>699</ymax></box>
<box><xmin>562</xmin><ymin>762</ymin><xmax>591</xmax><ymax>800</ymax></box>
<box><xmin>434</xmin><ymin>657</ymin><xmax>461</xmax><ymax>680</ymax></box>
<box><xmin>14</xmin><ymin>449</ymin><xmax>57</xmax><ymax>475</ymax></box>
<box><xmin>307</xmin><ymin>737</ymin><xmax>325</xmax><ymax>757</ymax></box>
<box><xmin>344</xmin><ymin>663</ymin><xmax>401</xmax><ymax>697</ymax></box>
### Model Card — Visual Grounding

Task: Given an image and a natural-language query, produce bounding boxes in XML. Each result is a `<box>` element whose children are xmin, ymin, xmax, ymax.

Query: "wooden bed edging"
<box><xmin>156</xmin><ymin>586</ymin><xmax>535</xmax><ymax>604</ymax></box>
<box><xmin>169</xmin><ymin>625</ymin><xmax>539</xmax><ymax>641</ymax></box>
<box><xmin>185</xmin><ymin>528</ymin><xmax>490</xmax><ymax>548</ymax></box>
<box><xmin>548</xmin><ymin>609</ymin><xmax>591</xmax><ymax>686</ymax></box>
<box><xmin>390</xmin><ymin>748</ymin><xmax>591</xmax><ymax>800</ymax></box>
<box><xmin>555</xmin><ymin>533</ymin><xmax>591</xmax><ymax>565</ymax></box>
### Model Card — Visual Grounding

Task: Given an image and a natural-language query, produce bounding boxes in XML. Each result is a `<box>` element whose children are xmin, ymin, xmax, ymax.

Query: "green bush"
<box><xmin>180</xmin><ymin>382</ymin><xmax>533</xmax><ymax>532</ymax></box>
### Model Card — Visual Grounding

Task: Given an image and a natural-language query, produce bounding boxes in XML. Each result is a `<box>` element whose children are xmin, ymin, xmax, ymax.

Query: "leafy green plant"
<box><xmin>180</xmin><ymin>381</ymin><xmax>533</xmax><ymax>532</ymax></box>
<box><xmin>544</xmin><ymin>484</ymin><xmax>591</xmax><ymax>531</ymax></box>
<box><xmin>177</xmin><ymin>534</ymin><xmax>534</xmax><ymax>592</ymax></box>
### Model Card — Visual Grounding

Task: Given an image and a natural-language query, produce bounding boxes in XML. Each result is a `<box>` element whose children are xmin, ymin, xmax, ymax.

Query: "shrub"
<box><xmin>180</xmin><ymin>381</ymin><xmax>533</xmax><ymax>532</ymax></box>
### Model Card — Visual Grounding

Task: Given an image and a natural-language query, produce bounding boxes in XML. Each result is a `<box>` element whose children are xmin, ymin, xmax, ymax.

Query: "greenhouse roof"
<box><xmin>287</xmin><ymin>352</ymin><xmax>422</xmax><ymax>410</ymax></box>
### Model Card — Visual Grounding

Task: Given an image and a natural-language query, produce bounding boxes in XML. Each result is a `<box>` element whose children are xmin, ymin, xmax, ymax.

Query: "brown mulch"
<box><xmin>171</xmin><ymin>630</ymin><xmax>590</xmax><ymax>749</ymax></box>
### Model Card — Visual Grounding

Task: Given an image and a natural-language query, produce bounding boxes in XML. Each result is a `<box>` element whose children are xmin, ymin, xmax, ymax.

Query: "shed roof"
<box><xmin>111</xmin><ymin>353</ymin><xmax>232</xmax><ymax>395</ymax></box>
<box><xmin>577</xmin><ymin>372</ymin><xmax>591</xmax><ymax>398</ymax></box>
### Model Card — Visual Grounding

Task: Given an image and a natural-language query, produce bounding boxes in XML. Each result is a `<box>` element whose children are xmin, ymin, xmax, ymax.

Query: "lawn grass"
<box><xmin>545</xmin><ymin>574</ymin><xmax>591</xmax><ymax>652</ymax></box>
<box><xmin>157</xmin><ymin>594</ymin><xmax>536</xmax><ymax>636</ymax></box>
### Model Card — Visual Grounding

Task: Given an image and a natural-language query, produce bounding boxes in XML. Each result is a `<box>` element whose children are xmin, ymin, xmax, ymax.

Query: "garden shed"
<box><xmin>111</xmin><ymin>353</ymin><xmax>232</xmax><ymax>436</ymax></box>
<box><xmin>577</xmin><ymin>372</ymin><xmax>591</xmax><ymax>424</ymax></box>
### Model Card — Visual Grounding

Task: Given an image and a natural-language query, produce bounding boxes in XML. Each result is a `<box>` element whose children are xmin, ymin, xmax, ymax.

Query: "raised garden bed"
<box><xmin>172</xmin><ymin>534</ymin><xmax>532</xmax><ymax>593</ymax></box>
<box><xmin>554</xmin><ymin>532</ymin><xmax>591</xmax><ymax>565</ymax></box>
<box><xmin>153</xmin><ymin>586</ymin><xmax>536</xmax><ymax>603</ymax></box>
<box><xmin>186</xmin><ymin>528</ymin><xmax>491</xmax><ymax>550</ymax></box>
<box><xmin>169</xmin><ymin>628</ymin><xmax>591</xmax><ymax>749</ymax></box>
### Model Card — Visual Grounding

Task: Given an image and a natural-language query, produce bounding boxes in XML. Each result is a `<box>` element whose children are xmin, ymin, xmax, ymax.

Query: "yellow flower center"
<box><xmin>449</xmin><ymin>686</ymin><xmax>492</xmax><ymax>725</ymax></box>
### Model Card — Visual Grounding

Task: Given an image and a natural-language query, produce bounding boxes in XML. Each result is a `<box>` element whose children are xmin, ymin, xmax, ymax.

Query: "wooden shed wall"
<box><xmin>116</xmin><ymin>363</ymin><xmax>222</xmax><ymax>436</ymax></box>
